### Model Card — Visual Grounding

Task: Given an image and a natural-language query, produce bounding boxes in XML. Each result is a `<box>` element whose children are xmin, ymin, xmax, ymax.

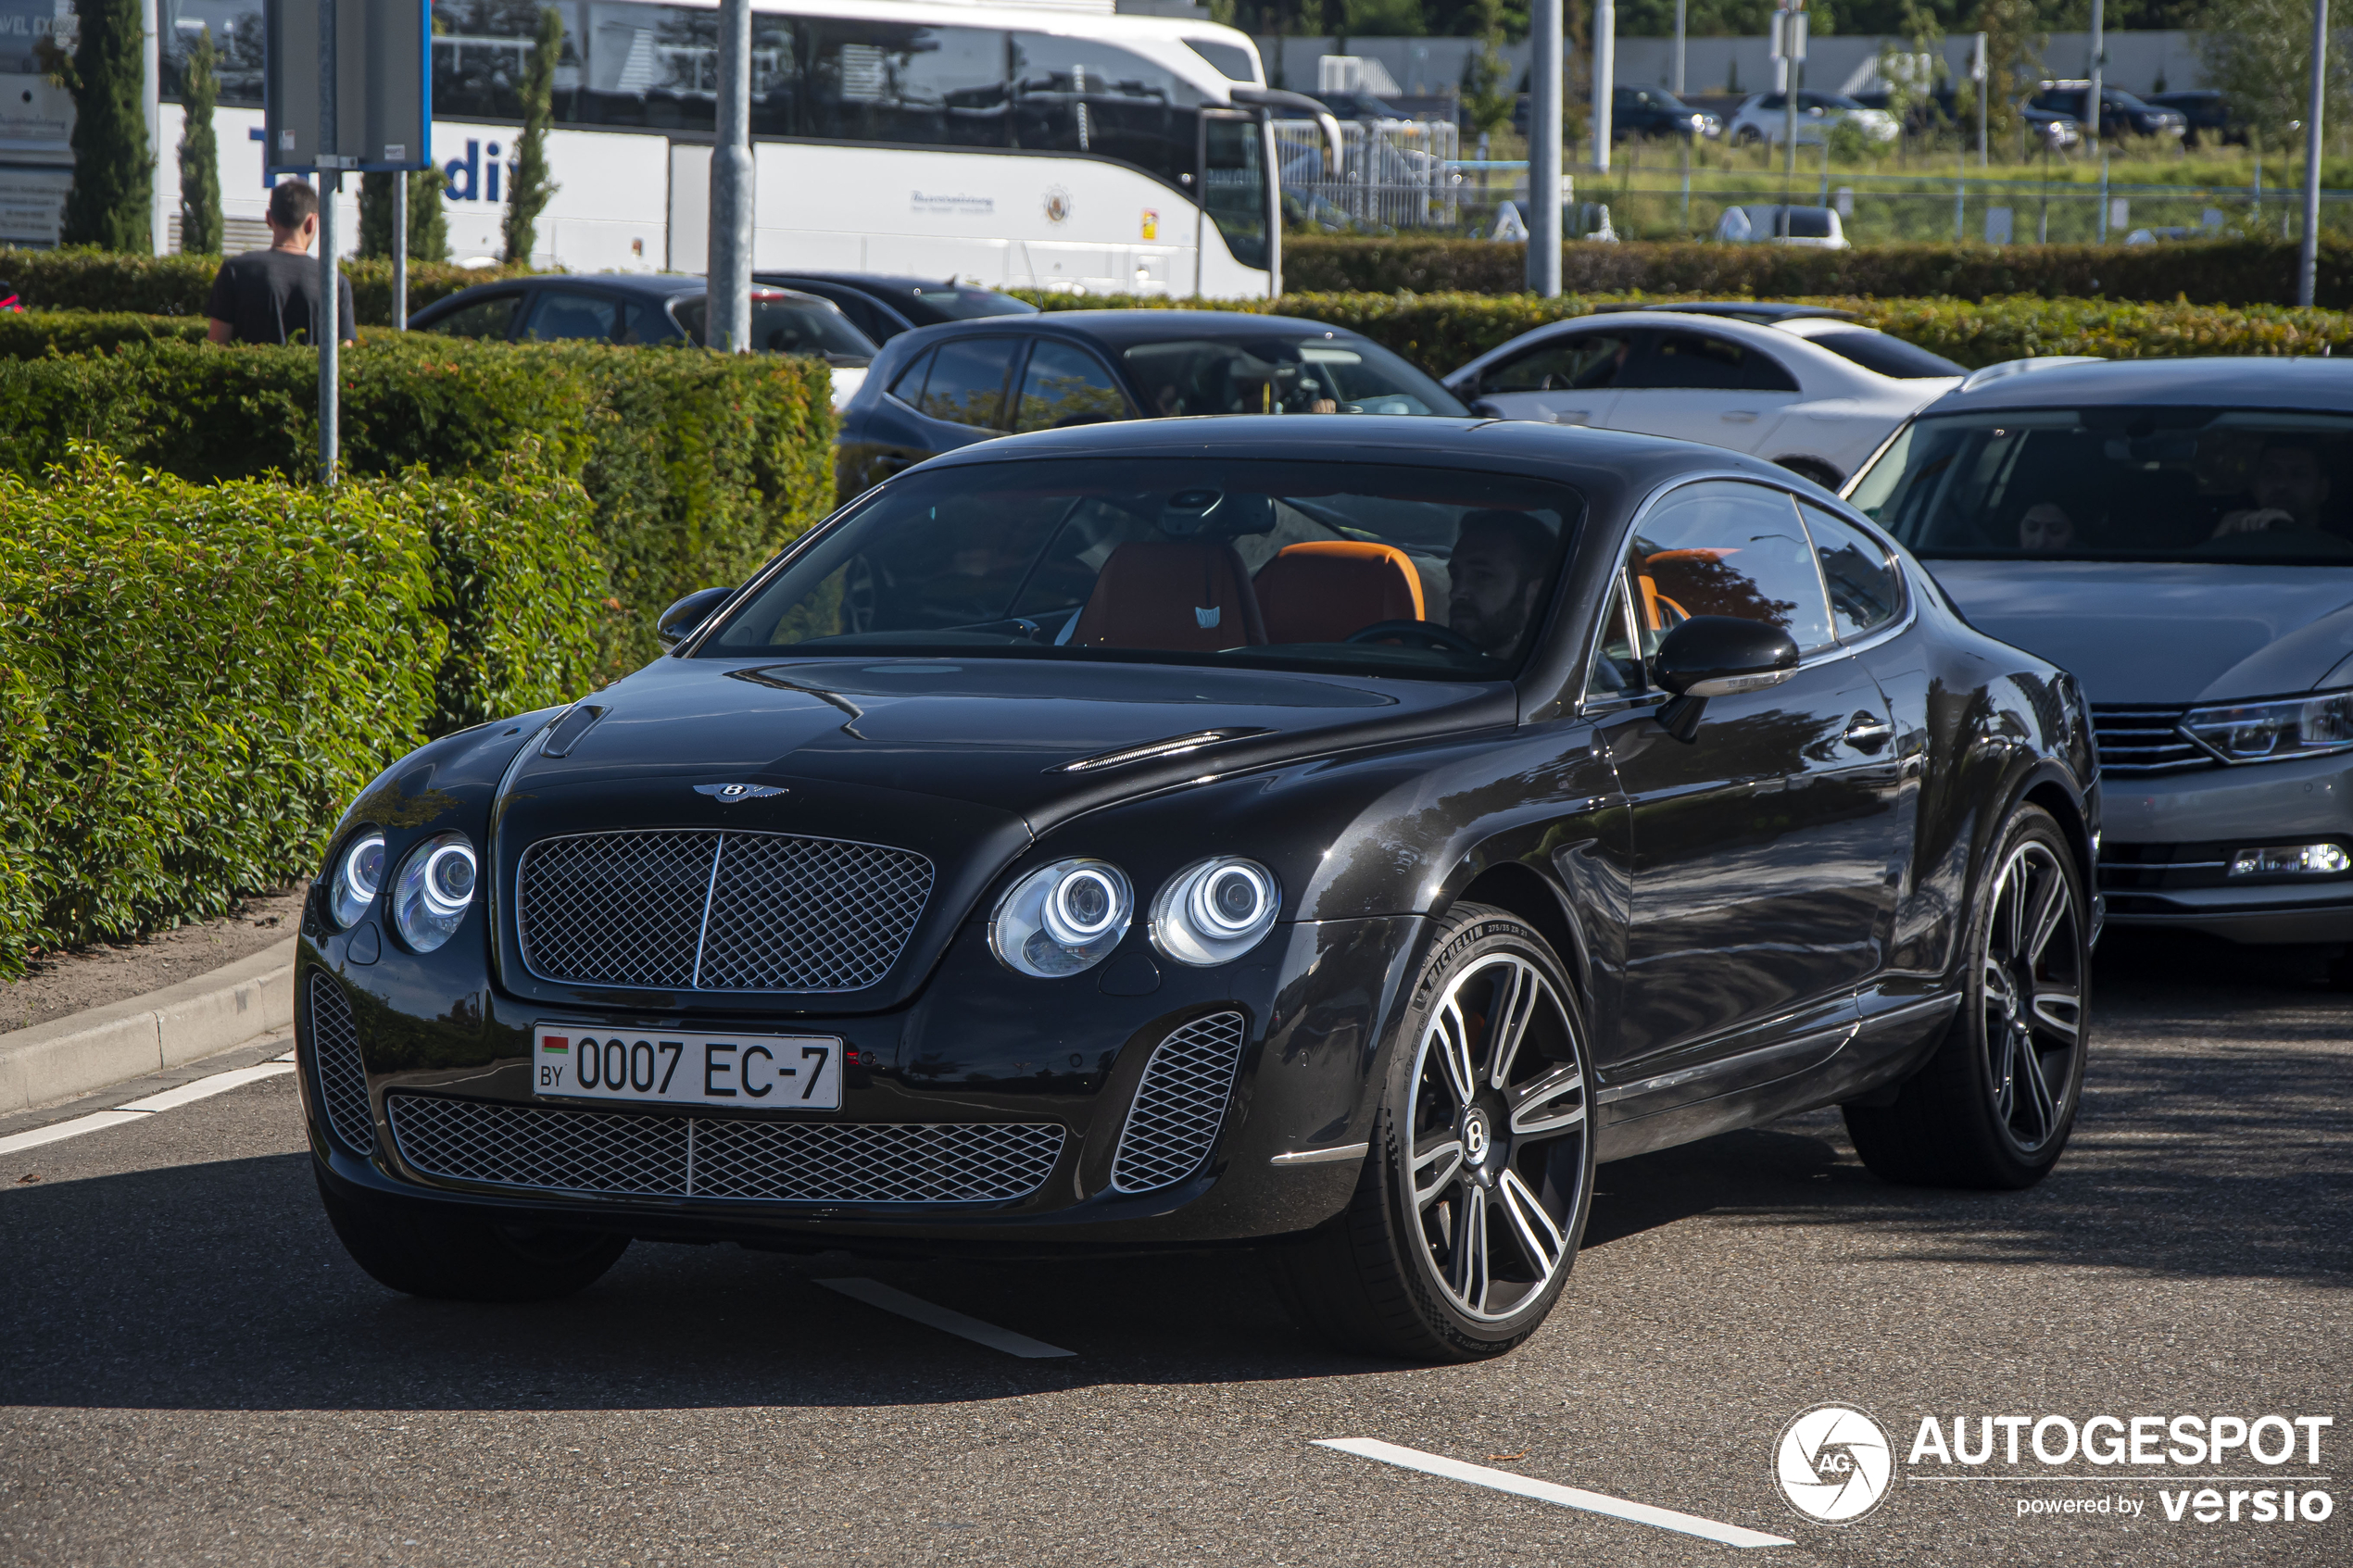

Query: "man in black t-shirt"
<box><xmin>204</xmin><ymin>180</ymin><xmax>358</xmax><ymax>346</ymax></box>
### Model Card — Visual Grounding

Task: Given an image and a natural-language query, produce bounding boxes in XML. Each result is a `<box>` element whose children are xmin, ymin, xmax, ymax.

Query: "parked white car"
<box><xmin>1715</xmin><ymin>203</ymin><xmax>1850</xmax><ymax>248</ymax></box>
<box><xmin>1725</xmin><ymin>90</ymin><xmax>1900</xmax><ymax>147</ymax></box>
<box><xmin>1442</xmin><ymin>305</ymin><xmax>1965</xmax><ymax>489</ymax></box>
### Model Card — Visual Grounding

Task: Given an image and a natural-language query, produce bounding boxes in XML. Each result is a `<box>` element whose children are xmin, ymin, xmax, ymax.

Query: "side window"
<box><xmin>521</xmin><ymin>289</ymin><xmax>620</xmax><ymax>342</ymax></box>
<box><xmin>670</xmin><ymin>298</ymin><xmax>710</xmax><ymax>345</ymax></box>
<box><xmin>425</xmin><ymin>293</ymin><xmax>519</xmax><ymax>339</ymax></box>
<box><xmin>914</xmin><ymin>337</ymin><xmax>1018</xmax><ymax>428</ymax></box>
<box><xmin>799</xmin><ymin>22</ymin><xmax>1011</xmax><ymax>148</ymax></box>
<box><xmin>1013</xmin><ymin>342</ymin><xmax>1130</xmax><ymax>432</ymax></box>
<box><xmin>1485</xmin><ymin>332</ymin><xmax>1639</xmax><ymax>393</ymax></box>
<box><xmin>620</xmin><ymin>299</ymin><xmax>678</xmax><ymax>345</ymax></box>
<box><xmin>1629</xmin><ymin>482</ymin><xmax>1835</xmax><ymax>653</ymax></box>
<box><xmin>1800</xmin><ymin>502</ymin><xmax>1906</xmax><ymax>640</ymax></box>
<box><xmin>1625</xmin><ymin>330</ymin><xmax>1798</xmax><ymax>393</ymax></box>
<box><xmin>1583</xmin><ymin>580</ymin><xmax>1648</xmax><ymax>701</ymax></box>
<box><xmin>1012</xmin><ymin>32</ymin><xmax>1202</xmax><ymax>187</ymax></box>
<box><xmin>887</xmin><ymin>347</ymin><xmax>936</xmax><ymax>406</ymax></box>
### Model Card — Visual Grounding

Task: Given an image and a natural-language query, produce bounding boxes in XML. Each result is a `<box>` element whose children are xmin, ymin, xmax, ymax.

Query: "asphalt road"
<box><xmin>2</xmin><ymin>932</ymin><xmax>2347</xmax><ymax>1568</ymax></box>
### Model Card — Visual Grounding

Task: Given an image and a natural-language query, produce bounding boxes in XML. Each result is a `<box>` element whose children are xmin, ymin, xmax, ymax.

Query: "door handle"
<box><xmin>1843</xmin><ymin>713</ymin><xmax>1894</xmax><ymax>750</ymax></box>
<box><xmin>1720</xmin><ymin>410</ymin><xmax>1759</xmax><ymax>422</ymax></box>
<box><xmin>1547</xmin><ymin>409</ymin><xmax>1592</xmax><ymax>425</ymax></box>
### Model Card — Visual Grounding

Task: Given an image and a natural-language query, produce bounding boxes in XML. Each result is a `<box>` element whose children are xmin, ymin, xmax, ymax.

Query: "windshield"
<box><xmin>676</xmin><ymin>295</ymin><xmax>879</xmax><ymax>360</ymax></box>
<box><xmin>1848</xmin><ymin>408</ymin><xmax>2353</xmax><ymax>563</ymax></box>
<box><xmin>1799</xmin><ymin>326</ymin><xmax>1965</xmax><ymax>380</ymax></box>
<box><xmin>700</xmin><ymin>458</ymin><xmax>1582</xmax><ymax>680</ymax></box>
<box><xmin>1123</xmin><ymin>336</ymin><xmax>1466</xmax><ymax>418</ymax></box>
<box><xmin>906</xmin><ymin>285</ymin><xmax>1037</xmax><ymax>322</ymax></box>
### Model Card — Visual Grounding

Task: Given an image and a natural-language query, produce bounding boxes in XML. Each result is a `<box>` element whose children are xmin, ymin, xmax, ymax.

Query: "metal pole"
<box><xmin>393</xmin><ymin>180</ymin><xmax>408</xmax><ymax>330</ymax></box>
<box><xmin>1975</xmin><ymin>32</ymin><xmax>1988</xmax><ymax>169</ymax></box>
<box><xmin>2098</xmin><ymin>152</ymin><xmax>2108</xmax><ymax>243</ymax></box>
<box><xmin>318</xmin><ymin>0</ymin><xmax>339</xmax><ymax>487</ymax></box>
<box><xmin>2086</xmin><ymin>0</ymin><xmax>2104</xmax><ymax>155</ymax></box>
<box><xmin>708</xmin><ymin>0</ymin><xmax>755</xmax><ymax>350</ymax></box>
<box><xmin>1673</xmin><ymin>0</ymin><xmax>1685</xmax><ymax>95</ymax></box>
<box><xmin>1529</xmin><ymin>0</ymin><xmax>1563</xmax><ymax>295</ymax></box>
<box><xmin>1955</xmin><ymin>132</ymin><xmax>1964</xmax><ymax>242</ymax></box>
<box><xmin>143</xmin><ymin>0</ymin><xmax>163</xmax><ymax>254</ymax></box>
<box><xmin>2300</xmin><ymin>0</ymin><xmax>2329</xmax><ymax>307</ymax></box>
<box><xmin>1592</xmin><ymin>0</ymin><xmax>1615</xmax><ymax>174</ymax></box>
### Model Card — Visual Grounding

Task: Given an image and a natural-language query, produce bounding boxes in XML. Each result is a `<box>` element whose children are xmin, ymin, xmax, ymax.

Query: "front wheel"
<box><xmin>1845</xmin><ymin>803</ymin><xmax>2090</xmax><ymax>1189</ymax></box>
<box><xmin>317</xmin><ymin>1169</ymin><xmax>630</xmax><ymax>1302</ymax></box>
<box><xmin>1268</xmin><ymin>906</ymin><xmax>1595</xmax><ymax>1361</ymax></box>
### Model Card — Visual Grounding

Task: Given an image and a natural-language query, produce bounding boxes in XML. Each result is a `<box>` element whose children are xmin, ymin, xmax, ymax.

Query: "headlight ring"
<box><xmin>991</xmin><ymin>859</ymin><xmax>1134</xmax><ymax>977</ymax></box>
<box><xmin>391</xmin><ymin>832</ymin><xmax>479</xmax><ymax>952</ymax></box>
<box><xmin>1151</xmin><ymin>857</ymin><xmax>1281</xmax><ymax>967</ymax></box>
<box><xmin>329</xmin><ymin>829</ymin><xmax>386</xmax><ymax>930</ymax></box>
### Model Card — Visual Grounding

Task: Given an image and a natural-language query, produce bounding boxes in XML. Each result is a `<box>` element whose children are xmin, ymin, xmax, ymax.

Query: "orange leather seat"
<box><xmin>1069</xmin><ymin>540</ymin><xmax>1268</xmax><ymax>651</ymax></box>
<box><xmin>1642</xmin><ymin>547</ymin><xmax>1741</xmax><ymax>622</ymax></box>
<box><xmin>1253</xmin><ymin>541</ymin><xmax>1426</xmax><ymax>645</ymax></box>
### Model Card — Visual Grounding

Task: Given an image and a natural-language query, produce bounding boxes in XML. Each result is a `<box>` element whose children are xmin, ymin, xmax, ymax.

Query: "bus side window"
<box><xmin>887</xmin><ymin>349</ymin><xmax>937</xmax><ymax>408</ymax></box>
<box><xmin>801</xmin><ymin>22</ymin><xmax>1011</xmax><ymax>149</ymax></box>
<box><xmin>1011</xmin><ymin>32</ymin><xmax>1202</xmax><ymax>188</ymax></box>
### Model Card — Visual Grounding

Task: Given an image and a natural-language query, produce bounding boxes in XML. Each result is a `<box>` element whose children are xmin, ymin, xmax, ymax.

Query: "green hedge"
<box><xmin>0</xmin><ymin>447</ymin><xmax>604</xmax><ymax>975</ymax></box>
<box><xmin>1019</xmin><ymin>288</ymin><xmax>2353</xmax><ymax>371</ymax></box>
<box><xmin>1279</xmin><ymin>235</ymin><xmax>2353</xmax><ymax>308</ymax></box>
<box><xmin>0</xmin><ymin>245</ymin><xmax>528</xmax><ymax>324</ymax></box>
<box><xmin>0</xmin><ymin>308</ymin><xmax>210</xmax><ymax>357</ymax></box>
<box><xmin>0</xmin><ymin>335</ymin><xmax>836</xmax><ymax>673</ymax></box>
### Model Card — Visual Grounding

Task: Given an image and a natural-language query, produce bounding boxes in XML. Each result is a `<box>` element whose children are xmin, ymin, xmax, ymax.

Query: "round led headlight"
<box><xmin>329</xmin><ymin>829</ymin><xmax>385</xmax><ymax>930</ymax></box>
<box><xmin>990</xmin><ymin>858</ymin><xmax>1133</xmax><ymax>977</ymax></box>
<box><xmin>1150</xmin><ymin>857</ymin><xmax>1280</xmax><ymax>967</ymax></box>
<box><xmin>390</xmin><ymin>831</ymin><xmax>479</xmax><ymax>953</ymax></box>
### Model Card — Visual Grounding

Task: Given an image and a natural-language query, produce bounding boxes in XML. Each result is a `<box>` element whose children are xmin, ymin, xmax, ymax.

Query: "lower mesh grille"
<box><xmin>1111</xmin><ymin>1011</ymin><xmax>1248</xmax><ymax>1194</ymax></box>
<box><xmin>308</xmin><ymin>973</ymin><xmax>375</xmax><ymax>1154</ymax></box>
<box><xmin>385</xmin><ymin>1095</ymin><xmax>1064</xmax><ymax>1205</ymax></box>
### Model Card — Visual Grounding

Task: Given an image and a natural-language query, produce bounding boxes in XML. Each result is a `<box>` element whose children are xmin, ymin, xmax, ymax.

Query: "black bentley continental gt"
<box><xmin>300</xmin><ymin>417</ymin><xmax>2099</xmax><ymax>1362</ymax></box>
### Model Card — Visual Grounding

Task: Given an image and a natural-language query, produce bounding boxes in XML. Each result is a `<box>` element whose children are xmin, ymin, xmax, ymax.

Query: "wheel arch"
<box><xmin>1448</xmin><ymin>860</ymin><xmax>1593</xmax><ymax>1014</ymax></box>
<box><xmin>2020</xmin><ymin>771</ymin><xmax>2096</xmax><ymax>900</ymax></box>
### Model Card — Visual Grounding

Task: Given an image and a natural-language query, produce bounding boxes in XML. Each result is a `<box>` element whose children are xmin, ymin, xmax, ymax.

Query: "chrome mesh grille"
<box><xmin>1110</xmin><ymin>1011</ymin><xmax>1248</xmax><ymax>1194</ymax></box>
<box><xmin>515</xmin><ymin>829</ymin><xmax>933</xmax><ymax>993</ymax></box>
<box><xmin>308</xmin><ymin>973</ymin><xmax>375</xmax><ymax>1154</ymax></box>
<box><xmin>2091</xmin><ymin>706</ymin><xmax>2213</xmax><ymax>776</ymax></box>
<box><xmin>385</xmin><ymin>1094</ymin><xmax>1063</xmax><ymax>1205</ymax></box>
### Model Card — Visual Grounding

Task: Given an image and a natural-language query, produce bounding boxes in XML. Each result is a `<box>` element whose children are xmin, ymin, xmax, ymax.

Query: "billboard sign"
<box><xmin>263</xmin><ymin>0</ymin><xmax>429</xmax><ymax>173</ymax></box>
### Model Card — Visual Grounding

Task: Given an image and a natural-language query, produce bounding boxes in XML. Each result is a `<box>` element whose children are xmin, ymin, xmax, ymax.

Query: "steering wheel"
<box><xmin>1344</xmin><ymin>619</ymin><xmax>1487</xmax><ymax>655</ymax></box>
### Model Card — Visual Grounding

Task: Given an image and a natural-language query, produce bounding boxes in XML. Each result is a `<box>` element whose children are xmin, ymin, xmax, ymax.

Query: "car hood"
<box><xmin>1926</xmin><ymin>559</ymin><xmax>2353</xmax><ymax>702</ymax></box>
<box><xmin>502</xmin><ymin>653</ymin><xmax>1515</xmax><ymax>836</ymax></box>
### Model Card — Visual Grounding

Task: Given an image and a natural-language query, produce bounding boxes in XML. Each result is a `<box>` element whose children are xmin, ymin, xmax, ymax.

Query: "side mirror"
<box><xmin>657</xmin><ymin>584</ymin><xmax>735</xmax><ymax>649</ymax></box>
<box><xmin>1650</xmin><ymin>615</ymin><xmax>1801</xmax><ymax>743</ymax></box>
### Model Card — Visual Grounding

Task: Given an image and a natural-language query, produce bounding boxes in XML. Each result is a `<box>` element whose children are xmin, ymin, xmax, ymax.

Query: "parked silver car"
<box><xmin>1844</xmin><ymin>357</ymin><xmax>2353</xmax><ymax>959</ymax></box>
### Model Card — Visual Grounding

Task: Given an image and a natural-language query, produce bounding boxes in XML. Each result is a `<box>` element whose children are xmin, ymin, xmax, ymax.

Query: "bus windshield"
<box><xmin>1849</xmin><ymin>408</ymin><xmax>2353</xmax><ymax>563</ymax></box>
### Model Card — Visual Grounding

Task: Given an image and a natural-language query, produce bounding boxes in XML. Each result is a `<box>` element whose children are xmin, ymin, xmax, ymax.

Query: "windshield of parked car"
<box><xmin>675</xmin><ymin>295</ymin><xmax>878</xmax><ymax>361</ymax></box>
<box><xmin>1797</xmin><ymin>326</ymin><xmax>1966</xmax><ymax>380</ymax></box>
<box><xmin>1123</xmin><ymin>336</ymin><xmax>1467</xmax><ymax>418</ymax></box>
<box><xmin>907</xmin><ymin>285</ymin><xmax>1038</xmax><ymax>321</ymax></box>
<box><xmin>1849</xmin><ymin>408</ymin><xmax>2353</xmax><ymax>562</ymax></box>
<box><xmin>700</xmin><ymin>458</ymin><xmax>1581</xmax><ymax>679</ymax></box>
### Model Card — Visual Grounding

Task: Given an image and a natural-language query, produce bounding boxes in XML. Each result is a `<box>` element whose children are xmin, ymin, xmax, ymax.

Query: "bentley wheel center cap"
<box><xmin>1462</xmin><ymin>1110</ymin><xmax>1491</xmax><ymax>1162</ymax></box>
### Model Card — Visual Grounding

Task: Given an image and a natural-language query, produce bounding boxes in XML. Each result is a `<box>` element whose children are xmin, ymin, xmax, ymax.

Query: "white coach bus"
<box><xmin>153</xmin><ymin>0</ymin><xmax>1337</xmax><ymax>297</ymax></box>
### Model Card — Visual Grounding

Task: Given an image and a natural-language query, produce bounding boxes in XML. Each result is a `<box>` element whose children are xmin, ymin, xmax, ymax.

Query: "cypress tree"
<box><xmin>177</xmin><ymin>30</ymin><xmax>222</xmax><ymax>254</ymax></box>
<box><xmin>59</xmin><ymin>0</ymin><xmax>155</xmax><ymax>251</ymax></box>
<box><xmin>503</xmin><ymin>7</ymin><xmax>563</xmax><ymax>265</ymax></box>
<box><xmin>360</xmin><ymin>168</ymin><xmax>451</xmax><ymax>261</ymax></box>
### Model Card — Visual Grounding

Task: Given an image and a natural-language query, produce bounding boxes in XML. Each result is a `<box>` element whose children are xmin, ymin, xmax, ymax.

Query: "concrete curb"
<box><xmin>0</xmin><ymin>937</ymin><xmax>298</xmax><ymax>1116</ymax></box>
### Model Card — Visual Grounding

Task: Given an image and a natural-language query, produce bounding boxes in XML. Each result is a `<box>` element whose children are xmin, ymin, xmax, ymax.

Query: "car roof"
<box><xmin>893</xmin><ymin>310</ymin><xmax>1378</xmax><ymax>347</ymax></box>
<box><xmin>1591</xmin><ymin>300</ymin><xmax>1855</xmax><ymax>323</ymax></box>
<box><xmin>1925</xmin><ymin>357</ymin><xmax>2353</xmax><ymax>414</ymax></box>
<box><xmin>757</xmin><ymin>271</ymin><xmax>1025</xmax><ymax>297</ymax></box>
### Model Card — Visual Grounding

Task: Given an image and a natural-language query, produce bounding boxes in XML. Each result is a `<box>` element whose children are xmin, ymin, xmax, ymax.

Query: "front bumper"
<box><xmin>2097</xmin><ymin>749</ymin><xmax>2353</xmax><ymax>943</ymax></box>
<box><xmin>296</xmin><ymin>909</ymin><xmax>1424</xmax><ymax>1254</ymax></box>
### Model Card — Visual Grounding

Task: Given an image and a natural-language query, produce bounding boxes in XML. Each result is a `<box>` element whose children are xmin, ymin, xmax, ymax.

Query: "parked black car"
<box><xmin>750</xmin><ymin>271</ymin><xmax>1037</xmax><ymax>345</ymax></box>
<box><xmin>833</xmin><ymin>309</ymin><xmax>1468</xmax><ymax>498</ymax></box>
<box><xmin>1611</xmin><ymin>84</ymin><xmax>1720</xmax><ymax>141</ymax></box>
<box><xmin>409</xmin><ymin>273</ymin><xmax>876</xmax><ymax>361</ymax></box>
<box><xmin>2031</xmin><ymin>81</ymin><xmax>2188</xmax><ymax>141</ymax></box>
<box><xmin>299</xmin><ymin>415</ymin><xmax>2099</xmax><ymax>1362</ymax></box>
<box><xmin>2147</xmin><ymin>90</ymin><xmax>2243</xmax><ymax>148</ymax></box>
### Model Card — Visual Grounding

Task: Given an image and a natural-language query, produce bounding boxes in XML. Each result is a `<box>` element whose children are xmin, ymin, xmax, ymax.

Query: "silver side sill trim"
<box><xmin>1270</xmin><ymin>1141</ymin><xmax>1370</xmax><ymax>1167</ymax></box>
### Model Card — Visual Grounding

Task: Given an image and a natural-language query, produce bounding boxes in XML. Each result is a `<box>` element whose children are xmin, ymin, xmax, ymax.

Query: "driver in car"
<box><xmin>1448</xmin><ymin>509</ymin><xmax>1554</xmax><ymax>661</ymax></box>
<box><xmin>2213</xmin><ymin>440</ymin><xmax>2334</xmax><ymax>538</ymax></box>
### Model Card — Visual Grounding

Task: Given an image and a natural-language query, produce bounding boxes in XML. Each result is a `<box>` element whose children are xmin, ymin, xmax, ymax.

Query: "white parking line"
<box><xmin>0</xmin><ymin>1060</ymin><xmax>296</xmax><ymax>1158</ymax></box>
<box><xmin>817</xmin><ymin>1277</ymin><xmax>1076</xmax><ymax>1359</ymax></box>
<box><xmin>1315</xmin><ymin>1437</ymin><xmax>1794</xmax><ymax>1549</ymax></box>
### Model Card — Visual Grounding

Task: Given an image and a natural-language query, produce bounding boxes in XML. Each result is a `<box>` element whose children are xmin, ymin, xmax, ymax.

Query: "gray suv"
<box><xmin>1844</xmin><ymin>357</ymin><xmax>2353</xmax><ymax>960</ymax></box>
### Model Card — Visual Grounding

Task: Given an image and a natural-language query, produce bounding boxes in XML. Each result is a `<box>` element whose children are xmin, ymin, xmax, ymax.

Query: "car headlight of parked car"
<box><xmin>1150</xmin><ymin>857</ymin><xmax>1281</xmax><ymax>967</ymax></box>
<box><xmin>991</xmin><ymin>858</ymin><xmax>1134</xmax><ymax>977</ymax></box>
<box><xmin>2183</xmin><ymin>689</ymin><xmax>2353</xmax><ymax>762</ymax></box>
<box><xmin>329</xmin><ymin>829</ymin><xmax>386</xmax><ymax>929</ymax></box>
<box><xmin>391</xmin><ymin>832</ymin><xmax>479</xmax><ymax>952</ymax></box>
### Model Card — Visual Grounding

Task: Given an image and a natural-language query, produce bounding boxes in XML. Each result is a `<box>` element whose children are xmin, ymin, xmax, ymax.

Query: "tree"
<box><xmin>1972</xmin><ymin>0</ymin><xmax>2043</xmax><ymax>149</ymax></box>
<box><xmin>177</xmin><ymin>29</ymin><xmax>221</xmax><ymax>254</ymax></box>
<box><xmin>503</xmin><ymin>6</ymin><xmax>563</xmax><ymax>264</ymax></box>
<box><xmin>2203</xmin><ymin>0</ymin><xmax>2353</xmax><ymax>154</ymax></box>
<box><xmin>1461</xmin><ymin>0</ymin><xmax>1517</xmax><ymax>137</ymax></box>
<box><xmin>49</xmin><ymin>0</ymin><xmax>153</xmax><ymax>250</ymax></box>
<box><xmin>359</xmin><ymin>169</ymin><xmax>451</xmax><ymax>261</ymax></box>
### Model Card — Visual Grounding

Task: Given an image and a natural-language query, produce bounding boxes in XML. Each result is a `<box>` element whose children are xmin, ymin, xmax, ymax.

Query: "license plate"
<box><xmin>532</xmin><ymin>1025</ymin><xmax>843</xmax><ymax>1110</ymax></box>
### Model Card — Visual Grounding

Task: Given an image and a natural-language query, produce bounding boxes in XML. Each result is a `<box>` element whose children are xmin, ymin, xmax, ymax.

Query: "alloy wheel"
<box><xmin>1979</xmin><ymin>838</ymin><xmax>2084</xmax><ymax>1155</ymax></box>
<box><xmin>1403</xmin><ymin>954</ymin><xmax>1589</xmax><ymax>1323</ymax></box>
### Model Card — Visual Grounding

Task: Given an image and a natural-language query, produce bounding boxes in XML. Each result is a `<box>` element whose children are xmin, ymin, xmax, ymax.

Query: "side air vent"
<box><xmin>1110</xmin><ymin>1010</ymin><xmax>1249</xmax><ymax>1194</ymax></box>
<box><xmin>308</xmin><ymin>972</ymin><xmax>375</xmax><ymax>1155</ymax></box>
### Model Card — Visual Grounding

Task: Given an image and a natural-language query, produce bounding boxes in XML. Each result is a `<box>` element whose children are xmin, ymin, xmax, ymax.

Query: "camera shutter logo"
<box><xmin>1775</xmin><ymin>1405</ymin><xmax>1896</xmax><ymax>1524</ymax></box>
